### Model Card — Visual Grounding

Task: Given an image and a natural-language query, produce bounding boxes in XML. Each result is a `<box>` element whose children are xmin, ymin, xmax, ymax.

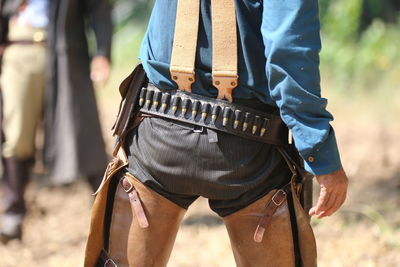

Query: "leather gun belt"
<box><xmin>138</xmin><ymin>84</ymin><xmax>288</xmax><ymax>146</ymax></box>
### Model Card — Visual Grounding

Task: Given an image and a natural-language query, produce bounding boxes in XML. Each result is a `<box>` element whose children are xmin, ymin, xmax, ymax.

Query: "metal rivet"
<box><xmin>308</xmin><ymin>156</ymin><xmax>314</xmax><ymax>163</ymax></box>
<box><xmin>300</xmin><ymin>67</ymin><xmax>305</xmax><ymax>71</ymax></box>
<box><xmin>173</xmin><ymin>76</ymin><xmax>178</xmax><ymax>80</ymax></box>
<box><xmin>188</xmin><ymin>77</ymin><xmax>194</xmax><ymax>82</ymax></box>
<box><xmin>231</xmin><ymin>82</ymin><xmax>236</xmax><ymax>86</ymax></box>
<box><xmin>215</xmin><ymin>81</ymin><xmax>220</xmax><ymax>85</ymax></box>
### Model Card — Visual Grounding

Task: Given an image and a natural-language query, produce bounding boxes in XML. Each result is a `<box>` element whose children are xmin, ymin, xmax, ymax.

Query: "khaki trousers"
<box><xmin>1</xmin><ymin>23</ymin><xmax>47</xmax><ymax>159</ymax></box>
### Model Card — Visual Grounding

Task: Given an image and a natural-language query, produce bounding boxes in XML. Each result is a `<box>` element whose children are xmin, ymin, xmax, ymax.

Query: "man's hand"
<box><xmin>90</xmin><ymin>55</ymin><xmax>110</xmax><ymax>88</ymax></box>
<box><xmin>309</xmin><ymin>168</ymin><xmax>348</xmax><ymax>219</ymax></box>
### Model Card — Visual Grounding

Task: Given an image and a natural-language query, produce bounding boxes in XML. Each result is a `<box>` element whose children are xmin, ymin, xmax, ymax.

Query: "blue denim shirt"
<box><xmin>139</xmin><ymin>0</ymin><xmax>342</xmax><ymax>176</ymax></box>
<box><xmin>17</xmin><ymin>0</ymin><xmax>49</xmax><ymax>28</ymax></box>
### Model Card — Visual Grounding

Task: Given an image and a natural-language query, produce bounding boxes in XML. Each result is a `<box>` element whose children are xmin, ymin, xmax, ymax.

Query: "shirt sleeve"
<box><xmin>261</xmin><ymin>0</ymin><xmax>342</xmax><ymax>175</ymax></box>
<box><xmin>84</xmin><ymin>0</ymin><xmax>113</xmax><ymax>60</ymax></box>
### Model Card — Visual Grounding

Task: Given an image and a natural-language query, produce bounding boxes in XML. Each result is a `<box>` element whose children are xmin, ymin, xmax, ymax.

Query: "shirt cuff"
<box><xmin>302</xmin><ymin>129</ymin><xmax>342</xmax><ymax>176</ymax></box>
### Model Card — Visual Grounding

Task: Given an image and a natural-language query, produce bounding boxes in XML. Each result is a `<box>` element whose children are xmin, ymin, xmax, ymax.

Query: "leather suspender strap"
<box><xmin>170</xmin><ymin>0</ymin><xmax>238</xmax><ymax>101</ymax></box>
<box><xmin>170</xmin><ymin>0</ymin><xmax>200</xmax><ymax>92</ymax></box>
<box><xmin>211</xmin><ymin>0</ymin><xmax>238</xmax><ymax>102</ymax></box>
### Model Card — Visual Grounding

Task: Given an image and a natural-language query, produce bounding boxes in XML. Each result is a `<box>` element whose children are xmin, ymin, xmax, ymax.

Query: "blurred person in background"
<box><xmin>44</xmin><ymin>0</ymin><xmax>112</xmax><ymax>189</ymax></box>
<box><xmin>0</xmin><ymin>0</ymin><xmax>112</xmax><ymax>244</ymax></box>
<box><xmin>85</xmin><ymin>0</ymin><xmax>348</xmax><ymax>266</ymax></box>
<box><xmin>0</xmin><ymin>0</ymin><xmax>48</xmax><ymax>244</ymax></box>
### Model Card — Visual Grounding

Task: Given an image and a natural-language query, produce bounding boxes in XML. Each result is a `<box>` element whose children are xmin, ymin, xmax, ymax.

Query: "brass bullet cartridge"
<box><xmin>172</xmin><ymin>96</ymin><xmax>180</xmax><ymax>115</ymax></box>
<box><xmin>153</xmin><ymin>91</ymin><xmax>162</xmax><ymax>110</ymax></box>
<box><xmin>201</xmin><ymin>103</ymin><xmax>211</xmax><ymax>121</ymax></box>
<box><xmin>160</xmin><ymin>93</ymin><xmax>171</xmax><ymax>113</ymax></box>
<box><xmin>234</xmin><ymin>110</ymin><xmax>243</xmax><ymax>129</ymax></box>
<box><xmin>222</xmin><ymin>108</ymin><xmax>232</xmax><ymax>126</ymax></box>
<box><xmin>139</xmin><ymin>88</ymin><xmax>147</xmax><ymax>106</ymax></box>
<box><xmin>243</xmin><ymin>112</ymin><xmax>253</xmax><ymax>132</ymax></box>
<box><xmin>145</xmin><ymin>90</ymin><xmax>154</xmax><ymax>109</ymax></box>
<box><xmin>181</xmin><ymin>98</ymin><xmax>190</xmax><ymax>115</ymax></box>
<box><xmin>260</xmin><ymin>118</ymin><xmax>269</xmax><ymax>136</ymax></box>
<box><xmin>211</xmin><ymin>105</ymin><xmax>221</xmax><ymax>124</ymax></box>
<box><xmin>252</xmin><ymin>115</ymin><xmax>261</xmax><ymax>134</ymax></box>
<box><xmin>192</xmin><ymin>101</ymin><xmax>200</xmax><ymax>118</ymax></box>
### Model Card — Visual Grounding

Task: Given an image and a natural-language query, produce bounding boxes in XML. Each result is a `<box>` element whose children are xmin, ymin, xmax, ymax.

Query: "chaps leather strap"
<box><xmin>120</xmin><ymin>176</ymin><xmax>149</xmax><ymax>228</ymax></box>
<box><xmin>254</xmin><ymin>184</ymin><xmax>291</xmax><ymax>243</ymax></box>
<box><xmin>97</xmin><ymin>249</ymin><xmax>118</xmax><ymax>267</ymax></box>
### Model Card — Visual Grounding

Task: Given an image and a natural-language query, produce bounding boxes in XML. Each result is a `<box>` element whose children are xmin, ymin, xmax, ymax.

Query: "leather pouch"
<box><xmin>112</xmin><ymin>63</ymin><xmax>147</xmax><ymax>155</ymax></box>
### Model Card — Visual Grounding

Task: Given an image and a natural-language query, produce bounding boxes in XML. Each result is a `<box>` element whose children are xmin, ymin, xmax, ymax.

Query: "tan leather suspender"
<box><xmin>170</xmin><ymin>0</ymin><xmax>238</xmax><ymax>102</ymax></box>
<box><xmin>211</xmin><ymin>0</ymin><xmax>238</xmax><ymax>102</ymax></box>
<box><xmin>170</xmin><ymin>0</ymin><xmax>200</xmax><ymax>92</ymax></box>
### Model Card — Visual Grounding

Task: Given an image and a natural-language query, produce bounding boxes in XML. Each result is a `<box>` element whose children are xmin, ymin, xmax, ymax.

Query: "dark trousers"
<box><xmin>124</xmin><ymin>116</ymin><xmax>292</xmax><ymax>217</ymax></box>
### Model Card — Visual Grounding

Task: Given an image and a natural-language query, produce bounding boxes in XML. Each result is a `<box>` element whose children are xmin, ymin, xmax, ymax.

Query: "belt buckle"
<box><xmin>193</xmin><ymin>125</ymin><xmax>204</xmax><ymax>133</ymax></box>
<box><xmin>104</xmin><ymin>258</ymin><xmax>118</xmax><ymax>267</ymax></box>
<box><xmin>33</xmin><ymin>31</ymin><xmax>45</xmax><ymax>42</ymax></box>
<box><xmin>271</xmin><ymin>189</ymin><xmax>286</xmax><ymax>206</ymax></box>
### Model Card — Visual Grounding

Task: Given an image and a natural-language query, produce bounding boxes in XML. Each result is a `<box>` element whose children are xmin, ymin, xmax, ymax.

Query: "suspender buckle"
<box><xmin>212</xmin><ymin>74</ymin><xmax>238</xmax><ymax>102</ymax></box>
<box><xmin>170</xmin><ymin>70</ymin><xmax>195</xmax><ymax>93</ymax></box>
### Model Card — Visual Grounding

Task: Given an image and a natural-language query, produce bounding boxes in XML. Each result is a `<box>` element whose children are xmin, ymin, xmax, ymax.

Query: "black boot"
<box><xmin>0</xmin><ymin>157</ymin><xmax>33</xmax><ymax>244</ymax></box>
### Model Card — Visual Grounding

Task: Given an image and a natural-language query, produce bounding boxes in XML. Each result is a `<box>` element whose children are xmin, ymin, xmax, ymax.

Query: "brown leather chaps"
<box><xmin>84</xmin><ymin>154</ymin><xmax>317</xmax><ymax>267</ymax></box>
<box><xmin>223</xmin><ymin>181</ymin><xmax>317</xmax><ymax>267</ymax></box>
<box><xmin>84</xmin><ymin>156</ymin><xmax>185</xmax><ymax>267</ymax></box>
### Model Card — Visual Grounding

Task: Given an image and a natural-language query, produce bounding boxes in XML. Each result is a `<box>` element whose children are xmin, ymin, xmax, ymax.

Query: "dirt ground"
<box><xmin>0</xmin><ymin>74</ymin><xmax>399</xmax><ymax>266</ymax></box>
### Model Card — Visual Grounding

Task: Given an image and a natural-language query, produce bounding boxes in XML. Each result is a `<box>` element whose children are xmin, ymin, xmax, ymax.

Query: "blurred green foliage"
<box><xmin>111</xmin><ymin>0</ymin><xmax>154</xmax><ymax>32</ymax></box>
<box><xmin>320</xmin><ymin>0</ymin><xmax>400</xmax><ymax>92</ymax></box>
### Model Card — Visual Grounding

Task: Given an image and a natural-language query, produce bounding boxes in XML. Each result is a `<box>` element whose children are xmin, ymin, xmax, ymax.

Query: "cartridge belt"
<box><xmin>138</xmin><ymin>84</ymin><xmax>288</xmax><ymax>146</ymax></box>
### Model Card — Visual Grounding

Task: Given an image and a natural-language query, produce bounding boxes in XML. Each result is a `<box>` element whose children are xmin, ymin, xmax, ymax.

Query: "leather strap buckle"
<box><xmin>120</xmin><ymin>176</ymin><xmax>134</xmax><ymax>193</ymax></box>
<box><xmin>271</xmin><ymin>189</ymin><xmax>287</xmax><ymax>206</ymax></box>
<box><xmin>119</xmin><ymin>176</ymin><xmax>149</xmax><ymax>228</ymax></box>
<box><xmin>104</xmin><ymin>258</ymin><xmax>118</xmax><ymax>267</ymax></box>
<box><xmin>254</xmin><ymin>188</ymin><xmax>289</xmax><ymax>243</ymax></box>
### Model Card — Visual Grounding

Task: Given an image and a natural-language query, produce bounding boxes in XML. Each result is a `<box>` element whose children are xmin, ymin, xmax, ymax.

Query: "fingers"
<box><xmin>309</xmin><ymin>187</ymin><xmax>334</xmax><ymax>218</ymax></box>
<box><xmin>318</xmin><ymin>187</ymin><xmax>337</xmax><ymax>214</ymax></box>
<box><xmin>319</xmin><ymin>191</ymin><xmax>347</xmax><ymax>218</ymax></box>
<box><xmin>308</xmin><ymin>207</ymin><xmax>316</xmax><ymax>216</ymax></box>
<box><xmin>314</xmin><ymin>187</ymin><xmax>331</xmax><ymax>215</ymax></box>
<box><xmin>311</xmin><ymin>186</ymin><xmax>347</xmax><ymax>219</ymax></box>
<box><xmin>310</xmin><ymin>168</ymin><xmax>349</xmax><ymax>219</ymax></box>
<box><xmin>316</xmin><ymin>192</ymin><xmax>338</xmax><ymax>218</ymax></box>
